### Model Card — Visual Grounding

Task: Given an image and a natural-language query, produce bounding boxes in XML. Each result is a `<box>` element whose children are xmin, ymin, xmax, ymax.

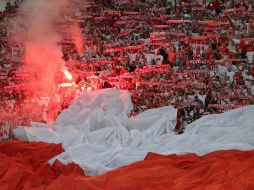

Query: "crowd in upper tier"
<box><xmin>1</xmin><ymin>0</ymin><xmax>254</xmax><ymax>139</ymax></box>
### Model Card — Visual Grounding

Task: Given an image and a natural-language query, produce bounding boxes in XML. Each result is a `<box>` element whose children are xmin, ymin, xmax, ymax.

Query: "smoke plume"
<box><xmin>12</xmin><ymin>0</ymin><xmax>83</xmax><ymax>95</ymax></box>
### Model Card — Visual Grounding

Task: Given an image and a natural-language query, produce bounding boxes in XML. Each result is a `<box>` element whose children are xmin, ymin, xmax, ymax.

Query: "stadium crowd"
<box><xmin>1</xmin><ymin>0</ymin><xmax>254</xmax><ymax>140</ymax></box>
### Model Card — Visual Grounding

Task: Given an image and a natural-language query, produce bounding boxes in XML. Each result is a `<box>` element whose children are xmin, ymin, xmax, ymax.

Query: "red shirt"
<box><xmin>240</xmin><ymin>43</ymin><xmax>249</xmax><ymax>54</ymax></box>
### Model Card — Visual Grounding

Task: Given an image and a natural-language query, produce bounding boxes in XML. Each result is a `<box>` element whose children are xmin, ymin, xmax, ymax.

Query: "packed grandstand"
<box><xmin>0</xmin><ymin>0</ymin><xmax>254</xmax><ymax>189</ymax></box>
<box><xmin>1</xmin><ymin>0</ymin><xmax>254</xmax><ymax>139</ymax></box>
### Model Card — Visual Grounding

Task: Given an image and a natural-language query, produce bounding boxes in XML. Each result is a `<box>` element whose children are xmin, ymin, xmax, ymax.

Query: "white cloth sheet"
<box><xmin>13</xmin><ymin>88</ymin><xmax>254</xmax><ymax>176</ymax></box>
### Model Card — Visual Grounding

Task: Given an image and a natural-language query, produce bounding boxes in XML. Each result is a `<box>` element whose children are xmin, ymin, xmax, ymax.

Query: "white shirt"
<box><xmin>246</xmin><ymin>51</ymin><xmax>254</xmax><ymax>64</ymax></box>
<box><xmin>217</xmin><ymin>65</ymin><xmax>227</xmax><ymax>78</ymax></box>
<box><xmin>188</xmin><ymin>95</ymin><xmax>195</xmax><ymax>102</ymax></box>
<box><xmin>146</xmin><ymin>54</ymin><xmax>155</xmax><ymax>65</ymax></box>
<box><xmin>226</xmin><ymin>71</ymin><xmax>235</xmax><ymax>82</ymax></box>
<box><xmin>155</xmin><ymin>55</ymin><xmax>163</xmax><ymax>64</ymax></box>
<box><xmin>228</xmin><ymin>42</ymin><xmax>236</xmax><ymax>53</ymax></box>
<box><xmin>198</xmin><ymin>94</ymin><xmax>207</xmax><ymax>105</ymax></box>
<box><xmin>128</xmin><ymin>53</ymin><xmax>137</xmax><ymax>63</ymax></box>
<box><xmin>251</xmin><ymin>85</ymin><xmax>254</xmax><ymax>95</ymax></box>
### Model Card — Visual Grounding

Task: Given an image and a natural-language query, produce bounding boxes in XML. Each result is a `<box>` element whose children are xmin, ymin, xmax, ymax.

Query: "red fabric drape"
<box><xmin>1</xmin><ymin>140</ymin><xmax>254</xmax><ymax>190</ymax></box>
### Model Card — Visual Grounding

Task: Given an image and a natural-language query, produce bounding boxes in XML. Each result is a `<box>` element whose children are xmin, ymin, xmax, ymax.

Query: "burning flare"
<box><xmin>63</xmin><ymin>70</ymin><xmax>73</xmax><ymax>80</ymax></box>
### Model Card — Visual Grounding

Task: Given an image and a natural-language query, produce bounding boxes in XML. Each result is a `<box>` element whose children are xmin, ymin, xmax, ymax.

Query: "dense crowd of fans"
<box><xmin>1</xmin><ymin>0</ymin><xmax>254</xmax><ymax>140</ymax></box>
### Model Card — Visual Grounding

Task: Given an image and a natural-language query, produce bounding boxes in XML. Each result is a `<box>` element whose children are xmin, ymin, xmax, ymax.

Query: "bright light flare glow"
<box><xmin>87</xmin><ymin>87</ymin><xmax>92</xmax><ymax>92</ymax></box>
<box><xmin>63</xmin><ymin>70</ymin><xmax>73</xmax><ymax>80</ymax></box>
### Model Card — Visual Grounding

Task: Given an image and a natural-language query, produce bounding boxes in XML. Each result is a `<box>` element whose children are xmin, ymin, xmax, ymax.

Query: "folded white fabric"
<box><xmin>13</xmin><ymin>88</ymin><xmax>254</xmax><ymax>176</ymax></box>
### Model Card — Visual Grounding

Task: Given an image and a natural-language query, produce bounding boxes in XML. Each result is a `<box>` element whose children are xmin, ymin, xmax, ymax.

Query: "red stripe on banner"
<box><xmin>1</xmin><ymin>140</ymin><xmax>254</xmax><ymax>190</ymax></box>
